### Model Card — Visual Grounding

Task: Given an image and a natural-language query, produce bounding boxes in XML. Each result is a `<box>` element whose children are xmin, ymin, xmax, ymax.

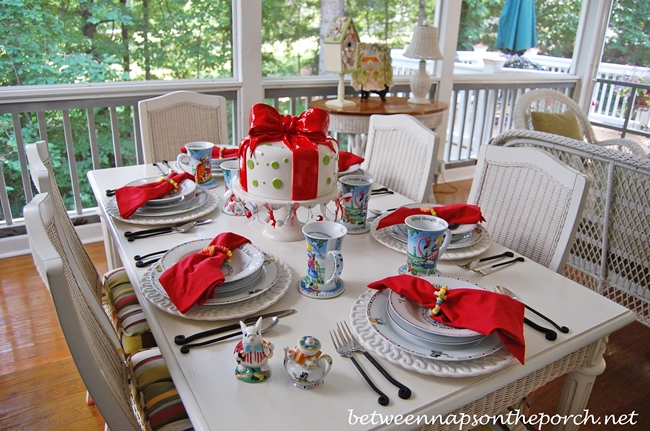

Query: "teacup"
<box><xmin>176</xmin><ymin>141</ymin><xmax>217</xmax><ymax>188</ymax></box>
<box><xmin>404</xmin><ymin>215</ymin><xmax>452</xmax><ymax>276</ymax></box>
<box><xmin>298</xmin><ymin>221</ymin><xmax>347</xmax><ymax>299</ymax></box>
<box><xmin>220</xmin><ymin>160</ymin><xmax>245</xmax><ymax>216</ymax></box>
<box><xmin>338</xmin><ymin>174</ymin><xmax>373</xmax><ymax>234</ymax></box>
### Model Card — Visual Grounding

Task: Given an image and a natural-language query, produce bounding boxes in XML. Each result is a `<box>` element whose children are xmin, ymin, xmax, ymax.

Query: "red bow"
<box><xmin>239</xmin><ymin>104</ymin><xmax>338</xmax><ymax>201</ymax></box>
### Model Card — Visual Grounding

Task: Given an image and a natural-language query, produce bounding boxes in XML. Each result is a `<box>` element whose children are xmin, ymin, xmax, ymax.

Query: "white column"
<box><xmin>433</xmin><ymin>0</ymin><xmax>462</xmax><ymax>169</ymax></box>
<box><xmin>234</xmin><ymin>1</ymin><xmax>264</xmax><ymax>142</ymax></box>
<box><xmin>571</xmin><ymin>0</ymin><xmax>614</xmax><ymax>112</ymax></box>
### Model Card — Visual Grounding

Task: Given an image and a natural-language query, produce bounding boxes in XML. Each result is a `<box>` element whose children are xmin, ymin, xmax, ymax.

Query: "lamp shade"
<box><xmin>403</xmin><ymin>21</ymin><xmax>443</xmax><ymax>60</ymax></box>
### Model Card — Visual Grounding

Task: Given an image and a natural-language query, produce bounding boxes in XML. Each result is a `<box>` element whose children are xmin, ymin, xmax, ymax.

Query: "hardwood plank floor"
<box><xmin>0</xmin><ymin>180</ymin><xmax>647</xmax><ymax>430</ymax></box>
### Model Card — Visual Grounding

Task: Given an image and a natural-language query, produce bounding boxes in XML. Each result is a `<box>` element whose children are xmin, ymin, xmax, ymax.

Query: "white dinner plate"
<box><xmin>158</xmin><ymin>239</ymin><xmax>264</xmax><ymax>284</ymax></box>
<box><xmin>150</xmin><ymin>257</ymin><xmax>277</xmax><ymax>306</ymax></box>
<box><xmin>387</xmin><ymin>279</ymin><xmax>486</xmax><ymax>340</ymax></box>
<box><xmin>127</xmin><ymin>177</ymin><xmax>196</xmax><ymax>206</ymax></box>
<box><xmin>365</xmin><ymin>289</ymin><xmax>503</xmax><ymax>361</ymax></box>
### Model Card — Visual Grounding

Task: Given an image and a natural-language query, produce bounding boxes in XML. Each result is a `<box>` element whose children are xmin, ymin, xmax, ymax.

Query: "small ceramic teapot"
<box><xmin>283</xmin><ymin>336</ymin><xmax>332</xmax><ymax>390</ymax></box>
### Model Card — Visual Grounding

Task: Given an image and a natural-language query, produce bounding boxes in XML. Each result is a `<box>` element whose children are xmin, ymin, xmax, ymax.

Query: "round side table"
<box><xmin>309</xmin><ymin>97</ymin><xmax>448</xmax><ymax>155</ymax></box>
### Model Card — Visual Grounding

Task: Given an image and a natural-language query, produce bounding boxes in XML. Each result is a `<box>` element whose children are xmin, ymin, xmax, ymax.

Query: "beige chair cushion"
<box><xmin>531</xmin><ymin>111</ymin><xmax>583</xmax><ymax>141</ymax></box>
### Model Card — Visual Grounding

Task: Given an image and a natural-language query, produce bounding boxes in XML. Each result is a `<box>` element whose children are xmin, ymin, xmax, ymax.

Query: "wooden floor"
<box><xmin>1</xmin><ymin>179</ymin><xmax>647</xmax><ymax>430</ymax></box>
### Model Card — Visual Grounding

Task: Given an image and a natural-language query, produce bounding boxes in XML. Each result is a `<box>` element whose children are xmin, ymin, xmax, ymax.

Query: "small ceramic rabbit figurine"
<box><xmin>233</xmin><ymin>317</ymin><xmax>274</xmax><ymax>383</ymax></box>
<box><xmin>283</xmin><ymin>335</ymin><xmax>332</xmax><ymax>389</ymax></box>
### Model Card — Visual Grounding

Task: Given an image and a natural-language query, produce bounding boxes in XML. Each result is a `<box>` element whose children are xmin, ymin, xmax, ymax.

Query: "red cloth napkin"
<box><xmin>158</xmin><ymin>233</ymin><xmax>251</xmax><ymax>314</ymax></box>
<box><xmin>114</xmin><ymin>172</ymin><xmax>195</xmax><ymax>219</ymax></box>
<box><xmin>181</xmin><ymin>146</ymin><xmax>239</xmax><ymax>159</ymax></box>
<box><xmin>368</xmin><ymin>275</ymin><xmax>526</xmax><ymax>364</ymax></box>
<box><xmin>376</xmin><ymin>204</ymin><xmax>486</xmax><ymax>230</ymax></box>
<box><xmin>339</xmin><ymin>151</ymin><xmax>364</xmax><ymax>172</ymax></box>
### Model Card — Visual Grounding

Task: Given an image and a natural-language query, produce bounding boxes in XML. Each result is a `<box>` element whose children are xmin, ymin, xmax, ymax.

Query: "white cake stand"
<box><xmin>232</xmin><ymin>182</ymin><xmax>342</xmax><ymax>242</ymax></box>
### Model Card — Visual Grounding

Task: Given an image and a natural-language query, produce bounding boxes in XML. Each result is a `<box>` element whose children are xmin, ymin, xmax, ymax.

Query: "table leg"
<box><xmin>552</xmin><ymin>338</ymin><xmax>608</xmax><ymax>431</ymax></box>
<box><xmin>97</xmin><ymin>208</ymin><xmax>123</xmax><ymax>270</ymax></box>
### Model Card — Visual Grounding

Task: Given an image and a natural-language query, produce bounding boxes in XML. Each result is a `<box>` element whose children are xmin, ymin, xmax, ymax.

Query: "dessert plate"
<box><xmin>134</xmin><ymin>191</ymin><xmax>208</xmax><ymax>217</ymax></box>
<box><xmin>158</xmin><ymin>239</ymin><xmax>264</xmax><ymax>284</ymax></box>
<box><xmin>350</xmin><ymin>290</ymin><xmax>514</xmax><ymax>377</ymax></box>
<box><xmin>127</xmin><ymin>177</ymin><xmax>196</xmax><ymax>206</ymax></box>
<box><xmin>447</xmin><ymin>225</ymin><xmax>485</xmax><ymax>250</ymax></box>
<box><xmin>140</xmin><ymin>254</ymin><xmax>292</xmax><ymax>320</ymax></box>
<box><xmin>150</xmin><ymin>257</ymin><xmax>276</xmax><ymax>306</ymax></box>
<box><xmin>364</xmin><ymin>289</ymin><xmax>502</xmax><ymax>361</ymax></box>
<box><xmin>387</xmin><ymin>280</ymin><xmax>485</xmax><ymax>341</ymax></box>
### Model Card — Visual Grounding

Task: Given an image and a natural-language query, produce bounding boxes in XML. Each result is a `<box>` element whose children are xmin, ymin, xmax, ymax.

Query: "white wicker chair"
<box><xmin>513</xmin><ymin>88</ymin><xmax>648</xmax><ymax>158</ymax></box>
<box><xmin>24</xmin><ymin>192</ymin><xmax>193</xmax><ymax>431</ymax></box>
<box><xmin>138</xmin><ymin>90</ymin><xmax>229</xmax><ymax>163</ymax></box>
<box><xmin>468</xmin><ymin>145</ymin><xmax>590</xmax><ymax>274</ymax></box>
<box><xmin>360</xmin><ymin>114</ymin><xmax>439</xmax><ymax>203</ymax></box>
<box><xmin>26</xmin><ymin>140</ymin><xmax>156</xmax><ymax>355</ymax></box>
<box><xmin>491</xmin><ymin>129</ymin><xmax>650</xmax><ymax>327</ymax></box>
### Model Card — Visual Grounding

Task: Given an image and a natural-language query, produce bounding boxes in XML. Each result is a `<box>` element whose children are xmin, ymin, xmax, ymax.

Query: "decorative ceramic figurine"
<box><xmin>283</xmin><ymin>336</ymin><xmax>332</xmax><ymax>389</ymax></box>
<box><xmin>234</xmin><ymin>317</ymin><xmax>274</xmax><ymax>383</ymax></box>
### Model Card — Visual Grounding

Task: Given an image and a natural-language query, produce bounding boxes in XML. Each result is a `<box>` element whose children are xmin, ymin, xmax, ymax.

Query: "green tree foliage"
<box><xmin>603</xmin><ymin>0</ymin><xmax>650</xmax><ymax>67</ymax></box>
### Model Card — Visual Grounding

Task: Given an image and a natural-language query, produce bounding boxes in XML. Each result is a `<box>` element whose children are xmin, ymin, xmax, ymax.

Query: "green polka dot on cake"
<box><xmin>283</xmin><ymin>158</ymin><xmax>289</xmax><ymax>163</ymax></box>
<box><xmin>247</xmin><ymin>160</ymin><xmax>254</xmax><ymax>169</ymax></box>
<box><xmin>326</xmin><ymin>177</ymin><xmax>332</xmax><ymax>185</ymax></box>
<box><xmin>272</xmin><ymin>178</ymin><xmax>283</xmax><ymax>189</ymax></box>
<box><xmin>323</xmin><ymin>155</ymin><xmax>331</xmax><ymax>166</ymax></box>
<box><xmin>252</xmin><ymin>180</ymin><xmax>259</xmax><ymax>187</ymax></box>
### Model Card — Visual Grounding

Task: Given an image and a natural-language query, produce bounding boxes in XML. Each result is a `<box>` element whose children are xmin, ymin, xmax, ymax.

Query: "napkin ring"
<box><xmin>157</xmin><ymin>175</ymin><xmax>180</xmax><ymax>190</ymax></box>
<box><xmin>218</xmin><ymin>146</ymin><xmax>228</xmax><ymax>158</ymax></box>
<box><xmin>420</xmin><ymin>206</ymin><xmax>438</xmax><ymax>217</ymax></box>
<box><xmin>202</xmin><ymin>245</ymin><xmax>233</xmax><ymax>262</ymax></box>
<box><xmin>430</xmin><ymin>286</ymin><xmax>448</xmax><ymax>315</ymax></box>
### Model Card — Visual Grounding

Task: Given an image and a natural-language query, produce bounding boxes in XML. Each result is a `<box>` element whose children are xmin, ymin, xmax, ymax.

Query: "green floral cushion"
<box><xmin>129</xmin><ymin>348</ymin><xmax>193</xmax><ymax>431</ymax></box>
<box><xmin>104</xmin><ymin>268</ymin><xmax>157</xmax><ymax>354</ymax></box>
<box><xmin>531</xmin><ymin>110</ymin><xmax>584</xmax><ymax>141</ymax></box>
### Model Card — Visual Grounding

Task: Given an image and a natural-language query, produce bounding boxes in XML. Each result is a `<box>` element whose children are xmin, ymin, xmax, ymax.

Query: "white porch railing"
<box><xmin>1</xmin><ymin>53</ymin><xmax>647</xmax><ymax>232</ymax></box>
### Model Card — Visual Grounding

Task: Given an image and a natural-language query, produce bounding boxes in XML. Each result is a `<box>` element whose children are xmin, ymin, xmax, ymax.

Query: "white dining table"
<box><xmin>88</xmin><ymin>164</ymin><xmax>635</xmax><ymax>431</ymax></box>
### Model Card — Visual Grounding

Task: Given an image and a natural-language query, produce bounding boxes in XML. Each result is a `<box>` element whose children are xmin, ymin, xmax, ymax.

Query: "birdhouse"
<box><xmin>323</xmin><ymin>17</ymin><xmax>359</xmax><ymax>74</ymax></box>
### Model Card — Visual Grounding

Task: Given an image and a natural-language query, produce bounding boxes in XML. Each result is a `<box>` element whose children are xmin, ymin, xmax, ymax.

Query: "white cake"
<box><xmin>239</xmin><ymin>140</ymin><xmax>339</xmax><ymax>201</ymax></box>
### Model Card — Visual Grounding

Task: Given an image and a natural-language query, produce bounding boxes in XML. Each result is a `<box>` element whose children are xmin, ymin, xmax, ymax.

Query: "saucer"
<box><xmin>298</xmin><ymin>276</ymin><xmax>345</xmax><ymax>299</ymax></box>
<box><xmin>397</xmin><ymin>264</ymin><xmax>440</xmax><ymax>277</ymax></box>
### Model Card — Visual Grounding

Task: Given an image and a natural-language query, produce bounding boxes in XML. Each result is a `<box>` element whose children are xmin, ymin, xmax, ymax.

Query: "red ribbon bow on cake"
<box><xmin>376</xmin><ymin>204</ymin><xmax>486</xmax><ymax>230</ymax></box>
<box><xmin>181</xmin><ymin>146</ymin><xmax>239</xmax><ymax>159</ymax></box>
<box><xmin>368</xmin><ymin>275</ymin><xmax>526</xmax><ymax>364</ymax></box>
<box><xmin>239</xmin><ymin>104</ymin><xmax>338</xmax><ymax>200</ymax></box>
<box><xmin>114</xmin><ymin>172</ymin><xmax>195</xmax><ymax>219</ymax></box>
<box><xmin>158</xmin><ymin>233</ymin><xmax>251</xmax><ymax>314</ymax></box>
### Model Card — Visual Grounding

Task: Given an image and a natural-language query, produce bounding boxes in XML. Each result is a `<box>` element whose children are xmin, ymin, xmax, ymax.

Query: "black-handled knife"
<box><xmin>174</xmin><ymin>309</ymin><xmax>296</xmax><ymax>345</ymax></box>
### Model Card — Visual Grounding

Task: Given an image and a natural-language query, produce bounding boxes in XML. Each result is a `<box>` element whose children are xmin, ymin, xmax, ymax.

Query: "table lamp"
<box><xmin>323</xmin><ymin>17</ymin><xmax>359</xmax><ymax>108</ymax></box>
<box><xmin>403</xmin><ymin>20</ymin><xmax>443</xmax><ymax>104</ymax></box>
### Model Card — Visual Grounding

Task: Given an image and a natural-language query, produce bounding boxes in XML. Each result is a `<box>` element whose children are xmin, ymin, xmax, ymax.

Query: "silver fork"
<box><xmin>330</xmin><ymin>325</ymin><xmax>389</xmax><ymax>406</ymax></box>
<box><xmin>337</xmin><ymin>322</ymin><xmax>411</xmax><ymax>399</ymax></box>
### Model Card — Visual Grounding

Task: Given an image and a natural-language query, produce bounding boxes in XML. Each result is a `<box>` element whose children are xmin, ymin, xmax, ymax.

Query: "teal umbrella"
<box><xmin>495</xmin><ymin>0</ymin><xmax>537</xmax><ymax>55</ymax></box>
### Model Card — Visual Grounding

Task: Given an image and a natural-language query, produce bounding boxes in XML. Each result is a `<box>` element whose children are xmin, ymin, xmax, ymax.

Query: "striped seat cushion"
<box><xmin>130</xmin><ymin>348</ymin><xmax>193</xmax><ymax>431</ymax></box>
<box><xmin>104</xmin><ymin>268</ymin><xmax>157</xmax><ymax>354</ymax></box>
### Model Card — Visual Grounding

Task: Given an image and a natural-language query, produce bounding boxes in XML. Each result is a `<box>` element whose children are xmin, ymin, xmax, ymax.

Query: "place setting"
<box><xmin>105</xmin><ymin>171</ymin><xmax>220</xmax><ymax>225</ymax></box>
<box><xmin>138</xmin><ymin>232</ymin><xmax>292</xmax><ymax>320</ymax></box>
<box><xmin>370</xmin><ymin>203</ymin><xmax>492</xmax><ymax>260</ymax></box>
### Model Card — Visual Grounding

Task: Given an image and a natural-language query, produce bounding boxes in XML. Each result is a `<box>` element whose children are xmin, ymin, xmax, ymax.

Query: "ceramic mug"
<box><xmin>405</xmin><ymin>215</ymin><xmax>452</xmax><ymax>276</ymax></box>
<box><xmin>298</xmin><ymin>221</ymin><xmax>347</xmax><ymax>299</ymax></box>
<box><xmin>338</xmin><ymin>174</ymin><xmax>373</xmax><ymax>234</ymax></box>
<box><xmin>220</xmin><ymin>160</ymin><xmax>245</xmax><ymax>216</ymax></box>
<box><xmin>176</xmin><ymin>141</ymin><xmax>216</xmax><ymax>187</ymax></box>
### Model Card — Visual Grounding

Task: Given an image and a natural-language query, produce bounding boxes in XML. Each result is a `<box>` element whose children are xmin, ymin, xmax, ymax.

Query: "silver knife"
<box><xmin>174</xmin><ymin>308</ymin><xmax>296</xmax><ymax>345</ymax></box>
